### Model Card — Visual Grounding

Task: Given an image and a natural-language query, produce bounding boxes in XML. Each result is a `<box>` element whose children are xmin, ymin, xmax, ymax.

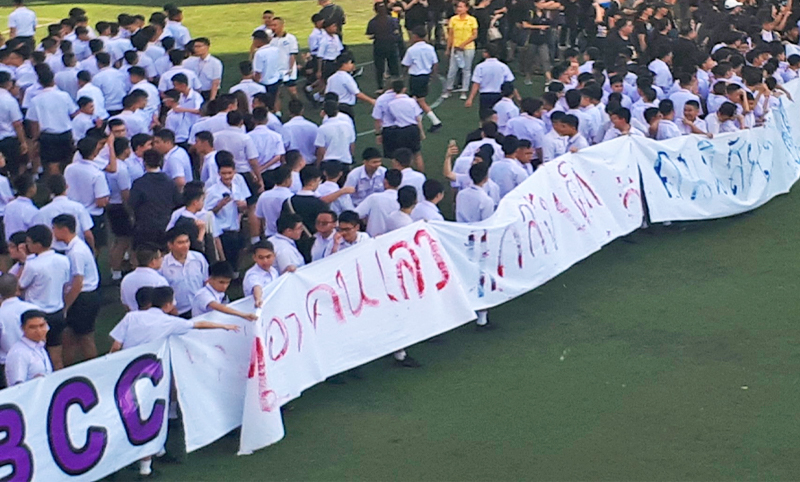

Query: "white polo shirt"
<box><xmin>411</xmin><ymin>200</ymin><xmax>444</xmax><ymax>221</ymax></box>
<box><xmin>387</xmin><ymin>94</ymin><xmax>422</xmax><ymax>127</ymax></box>
<box><xmin>119</xmin><ymin>267</ymin><xmax>169</xmax><ymax>311</ymax></box>
<box><xmin>493</xmin><ymin>98</ymin><xmax>520</xmax><ymax>136</ymax></box>
<box><xmin>0</xmin><ymin>297</ymin><xmax>39</xmax><ymax>364</ymax></box>
<box><xmin>344</xmin><ymin>165</ymin><xmax>386</xmax><ymax>206</ymax></box>
<box><xmin>317</xmin><ymin>32</ymin><xmax>343</xmax><ymax>61</ymax></box>
<box><xmin>271</xmin><ymin>33</ymin><xmax>300</xmax><ymax>81</ymax></box>
<box><xmin>456</xmin><ymin>185</ymin><xmax>495</xmax><ymax>223</ymax></box>
<box><xmin>400</xmin><ymin>167</ymin><xmax>426</xmax><ymax>202</ymax></box>
<box><xmin>33</xmin><ymin>196</ymin><xmax>93</xmax><ymax>250</ymax></box>
<box><xmin>157</xmin><ymin>67</ymin><xmax>201</xmax><ymax>92</ymax></box>
<box><xmin>0</xmin><ymin>88</ymin><xmax>23</xmax><ymax>141</ymax></box>
<box><xmin>5</xmin><ymin>336</ymin><xmax>52</xmax><ymax>386</ymax></box>
<box><xmin>203</xmin><ymin>176</ymin><xmax>251</xmax><ymax>232</ymax></box>
<box><xmin>19</xmin><ymin>250</ymin><xmax>71</xmax><ymax>313</ymax></box>
<box><xmin>4</xmin><ymin>197</ymin><xmax>38</xmax><ymax>242</ymax></box>
<box><xmin>66</xmin><ymin>236</ymin><xmax>99</xmax><ymax>292</ymax></box>
<box><xmin>402</xmin><ymin>41</ymin><xmax>438</xmax><ymax>75</ymax></box>
<box><xmin>355</xmin><ymin>189</ymin><xmax>399</xmax><ymax>237</ymax></box>
<box><xmin>191</xmin><ymin>284</ymin><xmax>226</xmax><ymax>317</ymax></box>
<box><xmin>64</xmin><ymin>159</ymin><xmax>110</xmax><ymax>216</ymax></box>
<box><xmin>256</xmin><ymin>186</ymin><xmax>294</xmax><ymax>236</ymax></box>
<box><xmin>242</xmin><ymin>264</ymin><xmax>279</xmax><ymax>298</ymax></box>
<box><xmin>214</xmin><ymin>127</ymin><xmax>260</xmax><ymax>173</ymax></box>
<box><xmin>229</xmin><ymin>79</ymin><xmax>266</xmax><ymax>108</ymax></box>
<box><xmin>112</xmin><ymin>110</ymin><xmax>150</xmax><ymax>137</ymax></box>
<box><xmin>252</xmin><ymin>45</ymin><xmax>284</xmax><ymax>86</ymax></box>
<box><xmin>93</xmin><ymin>67</ymin><xmax>128</xmax><ymax>111</ymax></box>
<box><xmin>315</xmin><ymin>117</ymin><xmax>356</xmax><ymax>164</ymax></box>
<box><xmin>160</xmin><ymin>251</ymin><xmax>209</xmax><ymax>315</ymax></box>
<box><xmin>372</xmin><ymin>90</ymin><xmax>397</xmax><ymax>128</ymax></box>
<box><xmin>471</xmin><ymin>58</ymin><xmax>514</xmax><ymax>93</ymax></box>
<box><xmin>109</xmin><ymin>307</ymin><xmax>194</xmax><ymax>349</ymax></box>
<box><xmin>325</xmin><ymin>70</ymin><xmax>360</xmax><ymax>105</ymax></box>
<box><xmin>183</xmin><ymin>54</ymin><xmax>223</xmax><ymax>91</ymax></box>
<box><xmin>267</xmin><ymin>233</ymin><xmax>305</xmax><ymax>273</ymax></box>
<box><xmin>76</xmin><ymin>83</ymin><xmax>108</xmax><ymax>119</ymax></box>
<box><xmin>8</xmin><ymin>7</ymin><xmax>37</xmax><ymax>37</ymax></box>
<box><xmin>282</xmin><ymin>116</ymin><xmax>319</xmax><ymax>165</ymax></box>
<box><xmin>507</xmin><ymin>114</ymin><xmax>545</xmax><ymax>149</ymax></box>
<box><xmin>163</xmin><ymin>146</ymin><xmax>194</xmax><ymax>182</ymax></box>
<box><xmin>490</xmin><ymin>157</ymin><xmax>529</xmax><ymax>198</ymax></box>
<box><xmin>26</xmin><ymin>87</ymin><xmax>77</xmax><ymax>134</ymax></box>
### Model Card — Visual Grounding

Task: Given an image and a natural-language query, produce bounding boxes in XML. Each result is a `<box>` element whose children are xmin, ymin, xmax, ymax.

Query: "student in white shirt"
<box><xmin>493</xmin><ymin>82</ymin><xmax>520</xmax><ymax>136</ymax></box>
<box><xmin>648</xmin><ymin>47</ymin><xmax>674</xmax><ymax>93</ymax></box>
<box><xmin>248</xmin><ymin>107</ymin><xmax>286</xmax><ymax>183</ymax></box>
<box><xmin>465</xmin><ymin>43</ymin><xmax>516</xmax><ymax>115</ymax></box>
<box><xmin>76</xmin><ymin>70</ymin><xmax>109</xmax><ymax>120</ymax></box>
<box><xmin>324</xmin><ymin>210</ymin><xmax>370</xmax><ymax>257</ymax></box>
<box><xmin>384</xmin><ymin>81</ymin><xmax>426</xmax><ymax>166</ymax></box>
<box><xmin>310</xmin><ymin>210</ymin><xmax>338</xmax><ymax>261</ymax></box>
<box><xmin>411</xmin><ymin>179</ymin><xmax>445</xmax><ymax>221</ymax></box>
<box><xmin>507</xmin><ymin>97</ymin><xmax>546</xmax><ymax>164</ymax></box>
<box><xmin>243</xmin><ymin>240</ymin><xmax>279</xmax><ymax>306</ymax></box>
<box><xmin>393</xmin><ymin>147</ymin><xmax>426</xmax><ymax>202</ymax></box>
<box><xmin>4</xmin><ymin>309</ymin><xmax>52</xmax><ymax>386</ymax></box>
<box><xmin>128</xmin><ymin>66</ymin><xmax>161</xmax><ymax>125</ymax></box>
<box><xmin>0</xmin><ymin>71</ymin><xmax>28</xmax><ymax>176</ymax></box>
<box><xmin>602</xmin><ymin>107</ymin><xmax>645</xmax><ymax>141</ymax></box>
<box><xmin>315</xmin><ymin>100</ymin><xmax>356</xmax><ymax>165</ymax></box>
<box><xmin>557</xmin><ymin>114</ymin><xmax>590</xmax><ymax>153</ymax></box>
<box><xmin>564</xmin><ymin>89</ymin><xmax>595</xmax><ymax>145</ymax></box>
<box><xmin>153</xmin><ymin>129</ymin><xmax>193</xmax><ymax>191</ymax></box>
<box><xmin>8</xmin><ymin>0</ymin><xmax>37</xmax><ymax>44</ymax></box>
<box><xmin>455</xmin><ymin>162</ymin><xmax>495</xmax><ymax>328</ymax></box>
<box><xmin>402</xmin><ymin>26</ymin><xmax>443</xmax><ymax>131</ymax></box>
<box><xmin>355</xmin><ymin>168</ymin><xmax>402</xmax><ymax>237</ymax></box>
<box><xmin>251</xmin><ymin>31</ymin><xmax>284</xmax><ymax>93</ymax></box>
<box><xmin>4</xmin><ymin>174</ymin><xmax>39</xmax><ymax>242</ymax></box>
<box><xmin>490</xmin><ymin>136</ymin><xmax>529</xmax><ymax>198</ymax></box>
<box><xmin>646</xmin><ymin>101</ymin><xmax>682</xmax><ymax>140</ymax></box>
<box><xmin>326</xmin><ymin>51</ymin><xmax>375</xmax><ymax>114</ymax></box>
<box><xmin>92</xmin><ymin>52</ymin><xmax>128</xmax><ymax>114</ymax></box>
<box><xmin>183</xmin><ymin>37</ymin><xmax>223</xmax><ymax>100</ymax></box>
<box><xmin>203</xmin><ymin>153</ymin><xmax>251</xmax><ymax>271</ymax></box>
<box><xmin>282</xmin><ymin>99</ymin><xmax>319</xmax><ymax>166</ymax></box>
<box><xmin>158</xmin><ymin>49</ymin><xmax>201</xmax><ymax>92</ymax></box>
<box><xmin>64</xmin><ymin>136</ymin><xmax>113</xmax><ymax>248</ymax></box>
<box><xmin>119</xmin><ymin>243</ymin><xmax>170</xmax><ymax>311</ymax></box>
<box><xmin>669</xmin><ymin>72</ymin><xmax>701</xmax><ymax>122</ymax></box>
<box><xmin>159</xmin><ymin>228</ymin><xmax>209</xmax><ymax>318</ymax></box>
<box><xmin>256</xmin><ymin>166</ymin><xmax>295</xmax><ymax>237</ymax></box>
<box><xmin>26</xmin><ymin>66</ymin><xmax>78</xmax><ymax>173</ymax></box>
<box><xmin>0</xmin><ymin>273</ymin><xmax>39</xmax><ymax>388</ymax></box>
<box><xmin>72</xmin><ymin>97</ymin><xmax>100</xmax><ymax>141</ymax></box>
<box><xmin>385</xmin><ymin>185</ymin><xmax>417</xmax><ymax>232</ymax></box>
<box><xmin>191</xmin><ymin>261</ymin><xmax>257</xmax><ymax>320</ymax></box>
<box><xmin>18</xmin><ymin>225</ymin><xmax>72</xmax><ymax>369</ymax></box>
<box><xmin>52</xmin><ymin>214</ymin><xmax>100</xmax><ymax>365</ymax></box>
<box><xmin>705</xmin><ymin>101</ymin><xmax>744</xmax><ymax>135</ymax></box>
<box><xmin>679</xmin><ymin>100</ymin><xmax>710</xmax><ymax>137</ymax></box>
<box><xmin>229</xmin><ymin>61</ymin><xmax>267</xmax><ymax>108</ymax></box>
<box><xmin>34</xmin><ymin>175</ymin><xmax>95</xmax><ymax>252</ymax></box>
<box><xmin>345</xmin><ymin>148</ymin><xmax>387</xmax><ymax>207</ymax></box>
<box><xmin>268</xmin><ymin>213</ymin><xmax>306</xmax><ymax>274</ymax></box>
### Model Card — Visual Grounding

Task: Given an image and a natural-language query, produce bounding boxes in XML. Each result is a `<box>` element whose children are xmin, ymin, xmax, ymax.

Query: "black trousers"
<box><xmin>373</xmin><ymin>42</ymin><xmax>400</xmax><ymax>90</ymax></box>
<box><xmin>220</xmin><ymin>230</ymin><xmax>242</xmax><ymax>271</ymax></box>
<box><xmin>39</xmin><ymin>131</ymin><xmax>73</xmax><ymax>168</ymax></box>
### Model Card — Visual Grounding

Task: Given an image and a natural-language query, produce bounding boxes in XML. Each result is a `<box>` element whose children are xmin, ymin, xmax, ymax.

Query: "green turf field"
<box><xmin>7</xmin><ymin>1</ymin><xmax>800</xmax><ymax>479</ymax></box>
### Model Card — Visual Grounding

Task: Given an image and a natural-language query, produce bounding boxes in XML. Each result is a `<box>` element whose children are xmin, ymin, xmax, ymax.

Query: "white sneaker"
<box><xmin>441</xmin><ymin>91</ymin><xmax>451</xmax><ymax>99</ymax></box>
<box><xmin>459</xmin><ymin>93</ymin><xmax>467</xmax><ymax>101</ymax></box>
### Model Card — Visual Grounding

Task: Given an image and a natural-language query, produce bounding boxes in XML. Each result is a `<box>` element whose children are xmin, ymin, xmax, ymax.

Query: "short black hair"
<box><xmin>52</xmin><ymin>214</ymin><xmax>77</xmax><ymax>233</ymax></box>
<box><xmin>135</xmin><ymin>286</ymin><xmax>154</xmax><ymax>309</ymax></box>
<box><xmin>26</xmin><ymin>225</ymin><xmax>53</xmax><ymax>248</ymax></box>
<box><xmin>300</xmin><ymin>165</ymin><xmax>321</xmax><ymax>186</ymax></box>
<box><xmin>277</xmin><ymin>213</ymin><xmax>303</xmax><ymax>234</ymax></box>
<box><xmin>209</xmin><ymin>261</ymin><xmax>234</xmax><ymax>279</ymax></box>
<box><xmin>422</xmin><ymin>179</ymin><xmax>443</xmax><ymax>201</ymax></box>
<box><xmin>135</xmin><ymin>242</ymin><xmax>162</xmax><ymax>266</ymax></box>
<box><xmin>151</xmin><ymin>286</ymin><xmax>175</xmax><ymax>309</ymax></box>
<box><xmin>385</xmin><ymin>168</ymin><xmax>402</xmax><ymax>188</ymax></box>
<box><xmin>397</xmin><ymin>185</ymin><xmax>417</xmax><ymax>209</ymax></box>
<box><xmin>362</xmin><ymin>147</ymin><xmax>382</xmax><ymax>160</ymax></box>
<box><xmin>392</xmin><ymin>148</ymin><xmax>414</xmax><ymax>168</ymax></box>
<box><xmin>252</xmin><ymin>240</ymin><xmax>275</xmax><ymax>253</ymax></box>
<box><xmin>338</xmin><ymin>210</ymin><xmax>360</xmax><ymax>226</ymax></box>
<box><xmin>21</xmin><ymin>309</ymin><xmax>47</xmax><ymax>328</ymax></box>
<box><xmin>469</xmin><ymin>162</ymin><xmax>489</xmax><ymax>185</ymax></box>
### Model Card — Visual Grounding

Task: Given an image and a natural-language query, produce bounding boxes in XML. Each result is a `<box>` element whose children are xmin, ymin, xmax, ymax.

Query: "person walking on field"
<box><xmin>442</xmin><ymin>0</ymin><xmax>478</xmax><ymax>101</ymax></box>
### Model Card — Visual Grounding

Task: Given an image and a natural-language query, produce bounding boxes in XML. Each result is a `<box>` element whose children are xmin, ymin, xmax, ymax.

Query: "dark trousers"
<box><xmin>479</xmin><ymin>93</ymin><xmax>503</xmax><ymax>118</ymax></box>
<box><xmin>373</xmin><ymin>42</ymin><xmax>400</xmax><ymax>90</ymax></box>
<box><xmin>39</xmin><ymin>131</ymin><xmax>73</xmax><ymax>168</ymax></box>
<box><xmin>0</xmin><ymin>136</ymin><xmax>25</xmax><ymax>176</ymax></box>
<box><xmin>220</xmin><ymin>230</ymin><xmax>242</xmax><ymax>271</ymax></box>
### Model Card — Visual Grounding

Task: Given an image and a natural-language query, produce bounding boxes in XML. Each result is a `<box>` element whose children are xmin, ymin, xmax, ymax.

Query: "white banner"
<box><xmin>636</xmin><ymin>86</ymin><xmax>800</xmax><ymax>222</ymax></box>
<box><xmin>431</xmin><ymin>136</ymin><xmax>645</xmax><ymax>311</ymax></box>
<box><xmin>238</xmin><ymin>223</ymin><xmax>476</xmax><ymax>454</ymax></box>
<box><xmin>0</xmin><ymin>341</ymin><xmax>170</xmax><ymax>482</ymax></box>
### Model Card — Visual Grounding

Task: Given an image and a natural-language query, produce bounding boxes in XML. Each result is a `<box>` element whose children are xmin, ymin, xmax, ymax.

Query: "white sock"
<box><xmin>476</xmin><ymin>310</ymin><xmax>488</xmax><ymax>326</ymax></box>
<box><xmin>111</xmin><ymin>270</ymin><xmax>122</xmax><ymax>281</ymax></box>
<box><xmin>426</xmin><ymin>111</ymin><xmax>441</xmax><ymax>125</ymax></box>
<box><xmin>393</xmin><ymin>350</ymin><xmax>407</xmax><ymax>361</ymax></box>
<box><xmin>250</xmin><ymin>236</ymin><xmax>260</xmax><ymax>244</ymax></box>
<box><xmin>139</xmin><ymin>459</ymin><xmax>152</xmax><ymax>476</ymax></box>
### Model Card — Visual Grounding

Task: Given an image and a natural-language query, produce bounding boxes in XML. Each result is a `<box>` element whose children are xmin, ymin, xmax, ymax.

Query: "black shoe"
<box><xmin>428</xmin><ymin>123</ymin><xmax>443</xmax><ymax>133</ymax></box>
<box><xmin>395</xmin><ymin>356</ymin><xmax>422</xmax><ymax>368</ymax></box>
<box><xmin>476</xmin><ymin>321</ymin><xmax>496</xmax><ymax>332</ymax></box>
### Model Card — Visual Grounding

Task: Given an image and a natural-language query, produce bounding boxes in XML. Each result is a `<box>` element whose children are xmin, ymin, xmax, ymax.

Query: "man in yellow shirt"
<box><xmin>442</xmin><ymin>0</ymin><xmax>478</xmax><ymax>100</ymax></box>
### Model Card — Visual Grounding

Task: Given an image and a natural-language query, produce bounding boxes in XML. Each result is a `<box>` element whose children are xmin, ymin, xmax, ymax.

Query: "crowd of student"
<box><xmin>0</xmin><ymin>0</ymin><xmax>797</xmax><ymax>473</ymax></box>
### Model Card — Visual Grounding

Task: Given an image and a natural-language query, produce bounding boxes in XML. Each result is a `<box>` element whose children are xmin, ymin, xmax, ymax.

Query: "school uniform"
<box><xmin>326</xmin><ymin>70</ymin><xmax>361</xmax><ymax>108</ymax></box>
<box><xmin>204</xmin><ymin>176</ymin><xmax>251</xmax><ymax>269</ymax></box>
<box><xmin>490</xmin><ymin>157</ymin><xmax>529</xmax><ymax>198</ymax></box>
<box><xmin>602</xmin><ymin>126</ymin><xmax>645</xmax><ymax>141</ymax></box>
<box><xmin>385</xmin><ymin>93</ymin><xmax>423</xmax><ymax>155</ymax></box>
<box><xmin>566</xmin><ymin>133</ymin><xmax>590</xmax><ymax>152</ymax></box>
<box><xmin>160</xmin><ymin>251</ymin><xmax>209</xmax><ymax>318</ymax></box>
<box><xmin>229</xmin><ymin>79</ymin><xmax>266</xmax><ymax>109</ymax></box>
<box><xmin>402</xmin><ymin>41</ymin><xmax>438</xmax><ymax>98</ymax></box>
<box><xmin>256</xmin><ymin>186</ymin><xmax>294</xmax><ymax>237</ymax></box>
<box><xmin>4</xmin><ymin>197</ymin><xmax>38</xmax><ymax>242</ymax></box>
<box><xmin>242</xmin><ymin>264</ymin><xmax>279</xmax><ymax>298</ymax></box>
<box><xmin>76</xmin><ymin>82</ymin><xmax>109</xmax><ymax>119</ymax></box>
<box><xmin>252</xmin><ymin>44</ymin><xmax>284</xmax><ymax>93</ymax></box>
<box><xmin>272</xmin><ymin>33</ymin><xmax>300</xmax><ymax>84</ymax></box>
<box><xmin>105</xmin><ymin>163</ymin><xmax>134</xmax><ymax>240</ymax></box>
<box><xmin>7</xmin><ymin>7</ymin><xmax>37</xmax><ymax>47</ymax></box>
<box><xmin>248</xmin><ymin>125</ymin><xmax>286</xmax><ymax>183</ymax></box>
<box><xmin>111</xmin><ymin>110</ymin><xmax>150</xmax><ymax>137</ymax></box>
<box><xmin>158</xmin><ymin>66</ymin><xmax>201</xmax><ymax>92</ymax></box>
<box><xmin>4</xmin><ymin>336</ymin><xmax>52</xmax><ymax>386</ymax></box>
<box><xmin>677</xmin><ymin>118</ymin><xmax>707</xmax><ymax>136</ymax></box>
<box><xmin>64</xmin><ymin>236</ymin><xmax>101</xmax><ymax>336</ymax></box>
<box><xmin>18</xmin><ymin>250</ymin><xmax>71</xmax><ymax>348</ymax></box>
<box><xmin>654</xmin><ymin>120</ymin><xmax>682</xmax><ymax>140</ymax></box>
<box><xmin>93</xmin><ymin>67</ymin><xmax>128</xmax><ymax>114</ymax></box>
<box><xmin>26</xmin><ymin>87</ymin><xmax>78</xmax><ymax>167</ymax></box>
<box><xmin>163</xmin><ymin>146</ymin><xmax>194</xmax><ymax>183</ymax></box>
<box><xmin>411</xmin><ymin>200</ymin><xmax>444</xmax><ymax>222</ymax></box>
<box><xmin>310</xmin><ymin>232</ymin><xmax>336</xmax><ymax>262</ymax></box>
<box><xmin>183</xmin><ymin>54</ymin><xmax>224</xmax><ymax>99</ymax></box>
<box><xmin>355</xmin><ymin>189</ymin><xmax>399</xmax><ymax>237</ymax></box>
<box><xmin>64</xmin><ymin>157</ymin><xmax>110</xmax><ymax>246</ymax></box>
<box><xmin>71</xmin><ymin>112</ymin><xmax>97</xmax><ymax>141</ymax></box>
<box><xmin>456</xmin><ymin>185</ymin><xmax>495</xmax><ymax>223</ymax></box>
<box><xmin>400</xmin><ymin>167</ymin><xmax>426</xmax><ymax>202</ymax></box>
<box><xmin>215</xmin><ymin>127</ymin><xmax>261</xmax><ymax>203</ymax></box>
<box><xmin>282</xmin><ymin>116</ymin><xmax>319</xmax><ymax>167</ymax></box>
<box><xmin>506</xmin><ymin>114</ymin><xmax>546</xmax><ymax>153</ymax></box>
<box><xmin>54</xmin><ymin>67</ymin><xmax>80</xmax><ymax>100</ymax></box>
<box><xmin>372</xmin><ymin>90</ymin><xmax>398</xmax><ymax>157</ymax></box>
<box><xmin>109</xmin><ymin>308</ymin><xmax>194</xmax><ymax>349</ymax></box>
<box><xmin>471</xmin><ymin>58</ymin><xmax>514</xmax><ymax>115</ymax></box>
<box><xmin>323</xmin><ymin>231</ymin><xmax>370</xmax><ymax>257</ymax></box>
<box><xmin>493</xmin><ymin>98</ymin><xmax>520</xmax><ymax>136</ymax></box>
<box><xmin>0</xmin><ymin>88</ymin><xmax>24</xmax><ymax>173</ymax></box>
<box><xmin>131</xmin><ymin>79</ymin><xmax>161</xmax><ymax>123</ymax></box>
<box><xmin>705</xmin><ymin>114</ymin><xmax>738</xmax><ymax>135</ymax></box>
<box><xmin>0</xmin><ymin>296</ymin><xmax>39</xmax><ymax>386</ymax></box>
<box><xmin>315</xmin><ymin>116</ymin><xmax>356</xmax><ymax>164</ymax></box>
<box><xmin>541</xmin><ymin>129</ymin><xmax>567</xmax><ymax>163</ymax></box>
<box><xmin>344</xmin><ymin>165</ymin><xmax>386</xmax><ymax>207</ymax></box>
<box><xmin>33</xmin><ymin>196</ymin><xmax>94</xmax><ymax>251</ymax></box>
<box><xmin>267</xmin><ymin>233</ymin><xmax>306</xmax><ymax>273</ymax></box>
<box><xmin>669</xmin><ymin>89</ymin><xmax>701</xmax><ymax>121</ymax></box>
<box><xmin>648</xmin><ymin>58</ymin><xmax>673</xmax><ymax>94</ymax></box>
<box><xmin>317</xmin><ymin>32</ymin><xmax>344</xmax><ymax>79</ymax></box>
<box><xmin>166</xmin><ymin>20</ymin><xmax>192</xmax><ymax>48</ymax></box>
<box><xmin>119</xmin><ymin>267</ymin><xmax>169</xmax><ymax>311</ymax></box>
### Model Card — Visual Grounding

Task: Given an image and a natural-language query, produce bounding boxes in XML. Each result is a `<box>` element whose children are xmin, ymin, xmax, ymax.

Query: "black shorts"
<box><xmin>283</xmin><ymin>78</ymin><xmax>297</xmax><ymax>87</ymax></box>
<box><xmin>322</xmin><ymin>60</ymin><xmax>337</xmax><ymax>80</ymax></box>
<box><xmin>66</xmin><ymin>289</ymin><xmax>100</xmax><ymax>336</ymax></box>
<box><xmin>107</xmin><ymin>204</ymin><xmax>134</xmax><ymax>237</ymax></box>
<box><xmin>45</xmin><ymin>309</ymin><xmax>65</xmax><ymax>347</ymax></box>
<box><xmin>240</xmin><ymin>171</ymin><xmax>261</xmax><ymax>205</ymax></box>
<box><xmin>0</xmin><ymin>136</ymin><xmax>25</xmax><ymax>175</ymax></box>
<box><xmin>265</xmin><ymin>81</ymin><xmax>282</xmax><ymax>96</ymax></box>
<box><xmin>383</xmin><ymin>125</ymin><xmax>421</xmax><ymax>156</ymax></box>
<box><xmin>409</xmin><ymin>74</ymin><xmax>431</xmax><ymax>98</ymax></box>
<box><xmin>479</xmin><ymin>92</ymin><xmax>503</xmax><ymax>117</ymax></box>
<box><xmin>91</xmin><ymin>214</ymin><xmax>107</xmax><ymax>248</ymax></box>
<box><xmin>39</xmin><ymin>131</ymin><xmax>73</xmax><ymax>167</ymax></box>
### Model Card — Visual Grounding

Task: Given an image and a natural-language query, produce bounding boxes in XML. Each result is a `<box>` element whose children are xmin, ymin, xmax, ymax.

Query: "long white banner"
<box><xmin>238</xmin><ymin>223</ymin><xmax>476</xmax><ymax>454</ymax></box>
<box><xmin>0</xmin><ymin>341</ymin><xmax>170</xmax><ymax>482</ymax></box>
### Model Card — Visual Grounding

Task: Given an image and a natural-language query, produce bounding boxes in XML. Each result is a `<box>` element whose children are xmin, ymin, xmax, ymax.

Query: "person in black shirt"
<box><xmin>318</xmin><ymin>0</ymin><xmax>345</xmax><ymax>38</ymax></box>
<box><xmin>605</xmin><ymin>17</ymin><xmax>637</xmax><ymax>65</ymax></box>
<box><xmin>281</xmin><ymin>166</ymin><xmax>329</xmax><ymax>260</ymax></box>
<box><xmin>366</xmin><ymin>2</ymin><xmax>401</xmax><ymax>91</ymax></box>
<box><xmin>519</xmin><ymin>4</ymin><xmax>552</xmax><ymax>84</ymax></box>
<box><xmin>672</xmin><ymin>25</ymin><xmax>700</xmax><ymax>74</ymax></box>
<box><xmin>129</xmin><ymin>149</ymin><xmax>182</xmax><ymax>249</ymax></box>
<box><xmin>403</xmin><ymin>0</ymin><xmax>429</xmax><ymax>32</ymax></box>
